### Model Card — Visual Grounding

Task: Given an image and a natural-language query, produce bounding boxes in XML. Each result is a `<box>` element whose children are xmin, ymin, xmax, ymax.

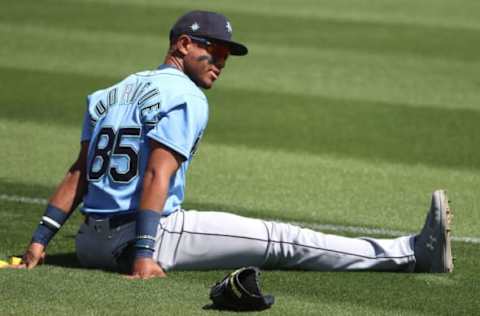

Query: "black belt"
<box><xmin>84</xmin><ymin>212</ymin><xmax>136</xmax><ymax>229</ymax></box>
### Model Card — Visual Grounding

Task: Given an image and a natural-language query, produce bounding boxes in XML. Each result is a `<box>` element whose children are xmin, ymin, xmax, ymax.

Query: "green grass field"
<box><xmin>1</xmin><ymin>0</ymin><xmax>480</xmax><ymax>314</ymax></box>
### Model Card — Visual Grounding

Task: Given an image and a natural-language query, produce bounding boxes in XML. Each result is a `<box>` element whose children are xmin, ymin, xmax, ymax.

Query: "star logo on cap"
<box><xmin>226</xmin><ymin>21</ymin><xmax>232</xmax><ymax>33</ymax></box>
<box><xmin>190</xmin><ymin>22</ymin><xmax>200</xmax><ymax>31</ymax></box>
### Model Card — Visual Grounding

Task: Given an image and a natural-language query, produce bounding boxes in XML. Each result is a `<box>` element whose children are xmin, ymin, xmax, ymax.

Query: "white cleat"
<box><xmin>414</xmin><ymin>190</ymin><xmax>453</xmax><ymax>273</ymax></box>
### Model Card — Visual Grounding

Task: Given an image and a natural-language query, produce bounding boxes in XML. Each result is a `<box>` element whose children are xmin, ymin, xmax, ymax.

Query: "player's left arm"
<box><xmin>18</xmin><ymin>141</ymin><xmax>89</xmax><ymax>269</ymax></box>
<box><xmin>128</xmin><ymin>139</ymin><xmax>183</xmax><ymax>279</ymax></box>
<box><xmin>128</xmin><ymin>93</ymin><xmax>207</xmax><ymax>279</ymax></box>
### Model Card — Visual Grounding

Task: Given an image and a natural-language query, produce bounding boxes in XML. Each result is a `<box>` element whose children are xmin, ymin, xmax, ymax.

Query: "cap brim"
<box><xmin>203</xmin><ymin>36</ymin><xmax>248</xmax><ymax>56</ymax></box>
<box><xmin>228</xmin><ymin>41</ymin><xmax>248</xmax><ymax>56</ymax></box>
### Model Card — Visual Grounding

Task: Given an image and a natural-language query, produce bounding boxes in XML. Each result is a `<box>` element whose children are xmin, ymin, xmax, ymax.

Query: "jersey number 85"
<box><xmin>88</xmin><ymin>127</ymin><xmax>141</xmax><ymax>183</ymax></box>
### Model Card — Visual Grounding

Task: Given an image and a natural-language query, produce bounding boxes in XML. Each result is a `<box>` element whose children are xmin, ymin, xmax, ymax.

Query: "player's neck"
<box><xmin>164</xmin><ymin>55</ymin><xmax>184</xmax><ymax>73</ymax></box>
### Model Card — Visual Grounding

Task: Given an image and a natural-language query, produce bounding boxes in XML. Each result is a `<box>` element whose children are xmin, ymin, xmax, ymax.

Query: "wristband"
<box><xmin>134</xmin><ymin>209</ymin><xmax>161</xmax><ymax>258</ymax></box>
<box><xmin>31</xmin><ymin>204</ymin><xmax>69</xmax><ymax>246</ymax></box>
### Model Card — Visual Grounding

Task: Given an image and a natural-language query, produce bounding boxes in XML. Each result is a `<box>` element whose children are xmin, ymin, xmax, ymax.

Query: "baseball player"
<box><xmin>16</xmin><ymin>11</ymin><xmax>453</xmax><ymax>278</ymax></box>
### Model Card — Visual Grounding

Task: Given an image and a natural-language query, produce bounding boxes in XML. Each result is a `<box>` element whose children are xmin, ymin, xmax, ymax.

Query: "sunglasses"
<box><xmin>189</xmin><ymin>35</ymin><xmax>230</xmax><ymax>60</ymax></box>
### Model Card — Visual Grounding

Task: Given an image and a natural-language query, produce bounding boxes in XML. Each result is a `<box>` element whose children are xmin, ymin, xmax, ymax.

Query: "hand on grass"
<box><xmin>5</xmin><ymin>242</ymin><xmax>46</xmax><ymax>269</ymax></box>
<box><xmin>127</xmin><ymin>257</ymin><xmax>166</xmax><ymax>279</ymax></box>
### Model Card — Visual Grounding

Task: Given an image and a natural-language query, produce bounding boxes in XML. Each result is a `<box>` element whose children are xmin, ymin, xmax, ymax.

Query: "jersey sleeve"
<box><xmin>146</xmin><ymin>94</ymin><xmax>208</xmax><ymax>160</ymax></box>
<box><xmin>80</xmin><ymin>95</ymin><xmax>93</xmax><ymax>142</ymax></box>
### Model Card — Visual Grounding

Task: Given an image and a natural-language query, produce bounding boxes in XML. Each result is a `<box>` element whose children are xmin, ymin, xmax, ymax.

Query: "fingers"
<box><xmin>3</xmin><ymin>262</ymin><xmax>42</xmax><ymax>269</ymax></box>
<box><xmin>27</xmin><ymin>253</ymin><xmax>45</xmax><ymax>269</ymax></box>
<box><xmin>125</xmin><ymin>266</ymin><xmax>167</xmax><ymax>280</ymax></box>
<box><xmin>125</xmin><ymin>274</ymin><xmax>146</xmax><ymax>280</ymax></box>
<box><xmin>8</xmin><ymin>263</ymin><xmax>27</xmax><ymax>269</ymax></box>
<box><xmin>24</xmin><ymin>260</ymin><xmax>38</xmax><ymax>270</ymax></box>
<box><xmin>0</xmin><ymin>250</ymin><xmax>46</xmax><ymax>270</ymax></box>
<box><xmin>0</xmin><ymin>257</ymin><xmax>27</xmax><ymax>269</ymax></box>
<box><xmin>126</xmin><ymin>257</ymin><xmax>167</xmax><ymax>280</ymax></box>
<box><xmin>22</xmin><ymin>248</ymin><xmax>46</xmax><ymax>269</ymax></box>
<box><xmin>126</xmin><ymin>271</ymin><xmax>167</xmax><ymax>280</ymax></box>
<box><xmin>21</xmin><ymin>257</ymin><xmax>36</xmax><ymax>269</ymax></box>
<box><xmin>3</xmin><ymin>258</ymin><xmax>43</xmax><ymax>270</ymax></box>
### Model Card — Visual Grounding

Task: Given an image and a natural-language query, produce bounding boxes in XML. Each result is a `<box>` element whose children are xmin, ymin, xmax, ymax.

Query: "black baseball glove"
<box><xmin>209</xmin><ymin>266</ymin><xmax>275</xmax><ymax>311</ymax></box>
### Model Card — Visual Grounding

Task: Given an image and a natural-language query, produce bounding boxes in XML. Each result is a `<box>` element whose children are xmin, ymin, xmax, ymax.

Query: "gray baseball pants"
<box><xmin>75</xmin><ymin>210</ymin><xmax>416</xmax><ymax>272</ymax></box>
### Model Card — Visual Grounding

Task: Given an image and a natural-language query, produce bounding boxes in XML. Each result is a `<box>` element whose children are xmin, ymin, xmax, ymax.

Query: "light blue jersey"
<box><xmin>80</xmin><ymin>65</ymin><xmax>208</xmax><ymax>216</ymax></box>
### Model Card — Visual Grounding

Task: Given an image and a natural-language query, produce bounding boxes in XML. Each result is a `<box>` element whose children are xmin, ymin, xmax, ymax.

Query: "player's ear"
<box><xmin>173</xmin><ymin>35</ymin><xmax>191</xmax><ymax>57</ymax></box>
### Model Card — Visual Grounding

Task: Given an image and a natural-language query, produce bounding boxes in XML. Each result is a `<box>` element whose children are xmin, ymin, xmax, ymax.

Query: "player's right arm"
<box><xmin>17</xmin><ymin>95</ymin><xmax>95</xmax><ymax>270</ymax></box>
<box><xmin>18</xmin><ymin>141</ymin><xmax>89</xmax><ymax>269</ymax></box>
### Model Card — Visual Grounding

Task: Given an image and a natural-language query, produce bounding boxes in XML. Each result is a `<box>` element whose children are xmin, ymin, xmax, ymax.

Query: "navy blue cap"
<box><xmin>170</xmin><ymin>10</ymin><xmax>248</xmax><ymax>56</ymax></box>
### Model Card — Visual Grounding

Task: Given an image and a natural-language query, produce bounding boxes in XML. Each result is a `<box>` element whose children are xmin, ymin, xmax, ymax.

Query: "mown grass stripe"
<box><xmin>1</xmin><ymin>66</ymin><xmax>479</xmax><ymax>170</ymax></box>
<box><xmin>0</xmin><ymin>194</ymin><xmax>48</xmax><ymax>205</ymax></box>
<box><xmin>10</xmin><ymin>0</ymin><xmax>480</xmax><ymax>33</ymax></box>
<box><xmin>2</xmin><ymin>193</ymin><xmax>478</xmax><ymax>244</ymax></box>
<box><xmin>2</xmin><ymin>20</ymin><xmax>479</xmax><ymax>112</ymax></box>
<box><xmin>2</xmin><ymin>29</ymin><xmax>479</xmax><ymax>113</ymax></box>
<box><xmin>60</xmin><ymin>0</ymin><xmax>480</xmax><ymax>31</ymax></box>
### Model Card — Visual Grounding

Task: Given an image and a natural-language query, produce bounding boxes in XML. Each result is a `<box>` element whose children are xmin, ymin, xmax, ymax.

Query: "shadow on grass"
<box><xmin>44</xmin><ymin>252</ymin><xmax>131</xmax><ymax>276</ymax></box>
<box><xmin>44</xmin><ymin>253</ymin><xmax>83</xmax><ymax>269</ymax></box>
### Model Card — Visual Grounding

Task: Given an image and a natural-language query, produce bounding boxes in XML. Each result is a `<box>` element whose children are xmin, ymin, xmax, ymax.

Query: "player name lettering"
<box><xmin>93</xmin><ymin>83</ymin><xmax>160</xmax><ymax>119</ymax></box>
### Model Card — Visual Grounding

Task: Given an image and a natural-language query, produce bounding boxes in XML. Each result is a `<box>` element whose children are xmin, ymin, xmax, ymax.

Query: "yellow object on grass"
<box><xmin>9</xmin><ymin>256</ymin><xmax>22</xmax><ymax>265</ymax></box>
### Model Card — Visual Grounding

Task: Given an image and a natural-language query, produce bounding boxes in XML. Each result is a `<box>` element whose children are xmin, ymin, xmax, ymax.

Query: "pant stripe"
<box><xmin>159</xmin><ymin>227</ymin><xmax>413</xmax><ymax>260</ymax></box>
